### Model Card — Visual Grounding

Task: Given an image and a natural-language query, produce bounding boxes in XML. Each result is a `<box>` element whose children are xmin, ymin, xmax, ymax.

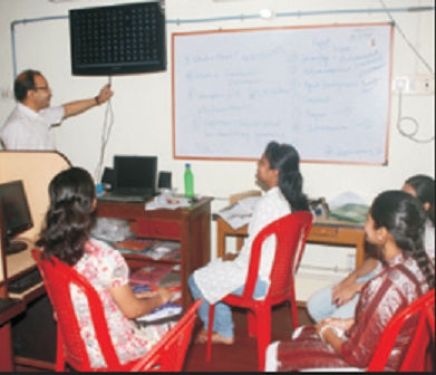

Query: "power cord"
<box><xmin>94</xmin><ymin>76</ymin><xmax>115</xmax><ymax>182</ymax></box>
<box><xmin>379</xmin><ymin>0</ymin><xmax>434</xmax><ymax>75</ymax></box>
<box><xmin>396</xmin><ymin>90</ymin><xmax>434</xmax><ymax>144</ymax></box>
<box><xmin>379</xmin><ymin>0</ymin><xmax>434</xmax><ymax>144</ymax></box>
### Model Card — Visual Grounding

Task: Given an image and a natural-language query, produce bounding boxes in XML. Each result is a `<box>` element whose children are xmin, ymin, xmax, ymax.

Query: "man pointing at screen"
<box><xmin>0</xmin><ymin>69</ymin><xmax>113</xmax><ymax>150</ymax></box>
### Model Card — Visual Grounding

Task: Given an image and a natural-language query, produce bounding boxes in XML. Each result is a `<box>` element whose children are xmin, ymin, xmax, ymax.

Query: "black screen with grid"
<box><xmin>69</xmin><ymin>2</ymin><xmax>166</xmax><ymax>76</ymax></box>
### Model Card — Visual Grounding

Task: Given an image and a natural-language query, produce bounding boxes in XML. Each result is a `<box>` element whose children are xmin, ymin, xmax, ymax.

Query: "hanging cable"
<box><xmin>379</xmin><ymin>0</ymin><xmax>434</xmax><ymax>144</ymax></box>
<box><xmin>396</xmin><ymin>90</ymin><xmax>434</xmax><ymax>144</ymax></box>
<box><xmin>94</xmin><ymin>76</ymin><xmax>115</xmax><ymax>182</ymax></box>
<box><xmin>379</xmin><ymin>0</ymin><xmax>434</xmax><ymax>75</ymax></box>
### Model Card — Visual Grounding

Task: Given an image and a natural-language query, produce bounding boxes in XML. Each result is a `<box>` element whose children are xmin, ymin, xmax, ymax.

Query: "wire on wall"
<box><xmin>396</xmin><ymin>90</ymin><xmax>434</xmax><ymax>144</ymax></box>
<box><xmin>9</xmin><ymin>3</ymin><xmax>435</xmax><ymax>154</ymax></box>
<box><xmin>378</xmin><ymin>0</ymin><xmax>435</xmax><ymax>144</ymax></box>
<box><xmin>9</xmin><ymin>5</ymin><xmax>435</xmax><ymax>78</ymax></box>
<box><xmin>94</xmin><ymin>76</ymin><xmax>115</xmax><ymax>182</ymax></box>
<box><xmin>379</xmin><ymin>0</ymin><xmax>434</xmax><ymax>75</ymax></box>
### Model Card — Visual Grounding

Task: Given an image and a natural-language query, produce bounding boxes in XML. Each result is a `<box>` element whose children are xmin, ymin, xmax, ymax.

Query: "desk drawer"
<box><xmin>309</xmin><ymin>226</ymin><xmax>339</xmax><ymax>239</ymax></box>
<box><xmin>133</xmin><ymin>218</ymin><xmax>181</xmax><ymax>240</ymax></box>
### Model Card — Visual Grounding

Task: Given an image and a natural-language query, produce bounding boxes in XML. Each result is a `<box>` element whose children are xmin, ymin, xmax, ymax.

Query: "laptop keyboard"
<box><xmin>98</xmin><ymin>193</ymin><xmax>149</xmax><ymax>202</ymax></box>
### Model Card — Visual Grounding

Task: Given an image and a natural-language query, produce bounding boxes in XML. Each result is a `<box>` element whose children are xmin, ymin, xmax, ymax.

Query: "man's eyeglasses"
<box><xmin>33</xmin><ymin>86</ymin><xmax>50</xmax><ymax>91</ymax></box>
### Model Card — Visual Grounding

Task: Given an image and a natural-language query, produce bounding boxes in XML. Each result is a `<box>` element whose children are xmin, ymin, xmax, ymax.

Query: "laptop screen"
<box><xmin>114</xmin><ymin>156</ymin><xmax>157</xmax><ymax>194</ymax></box>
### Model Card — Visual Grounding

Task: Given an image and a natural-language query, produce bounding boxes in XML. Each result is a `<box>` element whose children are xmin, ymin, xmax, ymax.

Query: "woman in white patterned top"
<box><xmin>189</xmin><ymin>141</ymin><xmax>309</xmax><ymax>345</ymax></box>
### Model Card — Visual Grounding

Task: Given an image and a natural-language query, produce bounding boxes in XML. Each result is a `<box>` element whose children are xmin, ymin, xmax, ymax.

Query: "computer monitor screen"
<box><xmin>0</xmin><ymin>180</ymin><xmax>33</xmax><ymax>254</ymax></box>
<box><xmin>69</xmin><ymin>2</ymin><xmax>166</xmax><ymax>76</ymax></box>
<box><xmin>114</xmin><ymin>156</ymin><xmax>157</xmax><ymax>194</ymax></box>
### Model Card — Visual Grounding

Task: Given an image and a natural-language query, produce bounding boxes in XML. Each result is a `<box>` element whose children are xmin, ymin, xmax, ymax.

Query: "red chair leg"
<box><xmin>289</xmin><ymin>295</ymin><xmax>299</xmax><ymax>329</ymax></box>
<box><xmin>247</xmin><ymin>310</ymin><xmax>257</xmax><ymax>337</ymax></box>
<box><xmin>206</xmin><ymin>304</ymin><xmax>215</xmax><ymax>362</ymax></box>
<box><xmin>55</xmin><ymin>327</ymin><xmax>65</xmax><ymax>372</ymax></box>
<box><xmin>256</xmin><ymin>307</ymin><xmax>271</xmax><ymax>371</ymax></box>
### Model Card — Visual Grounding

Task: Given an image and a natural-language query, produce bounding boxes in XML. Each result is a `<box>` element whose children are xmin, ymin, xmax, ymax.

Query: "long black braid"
<box><xmin>371</xmin><ymin>190</ymin><xmax>435</xmax><ymax>288</ymax></box>
<box><xmin>264</xmin><ymin>141</ymin><xmax>309</xmax><ymax>212</ymax></box>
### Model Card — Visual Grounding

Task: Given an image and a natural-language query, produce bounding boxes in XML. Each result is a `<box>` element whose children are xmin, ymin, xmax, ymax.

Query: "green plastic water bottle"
<box><xmin>184</xmin><ymin>163</ymin><xmax>194</xmax><ymax>198</ymax></box>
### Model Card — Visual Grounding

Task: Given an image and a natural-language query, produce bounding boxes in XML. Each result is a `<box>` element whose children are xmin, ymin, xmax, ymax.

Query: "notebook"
<box><xmin>99</xmin><ymin>156</ymin><xmax>157</xmax><ymax>202</ymax></box>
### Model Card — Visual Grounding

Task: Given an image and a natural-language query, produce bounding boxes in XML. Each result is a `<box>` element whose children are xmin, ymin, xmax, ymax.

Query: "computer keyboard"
<box><xmin>8</xmin><ymin>268</ymin><xmax>43</xmax><ymax>294</ymax></box>
<box><xmin>98</xmin><ymin>194</ymin><xmax>146</xmax><ymax>202</ymax></box>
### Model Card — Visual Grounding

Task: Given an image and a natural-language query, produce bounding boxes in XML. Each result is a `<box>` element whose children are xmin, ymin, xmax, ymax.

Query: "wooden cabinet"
<box><xmin>96</xmin><ymin>197</ymin><xmax>212</xmax><ymax>308</ymax></box>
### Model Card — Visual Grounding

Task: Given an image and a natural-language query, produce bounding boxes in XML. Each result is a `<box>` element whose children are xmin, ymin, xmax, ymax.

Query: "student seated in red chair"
<box><xmin>189</xmin><ymin>141</ymin><xmax>309</xmax><ymax>345</ymax></box>
<box><xmin>37</xmin><ymin>167</ymin><xmax>173</xmax><ymax>368</ymax></box>
<box><xmin>307</xmin><ymin>174</ymin><xmax>434</xmax><ymax>323</ymax></box>
<box><xmin>265</xmin><ymin>190</ymin><xmax>435</xmax><ymax>371</ymax></box>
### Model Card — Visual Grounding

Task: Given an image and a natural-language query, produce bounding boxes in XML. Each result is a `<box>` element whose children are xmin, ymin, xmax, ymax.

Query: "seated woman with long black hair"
<box><xmin>189</xmin><ymin>141</ymin><xmax>309</xmax><ymax>345</ymax></box>
<box><xmin>37</xmin><ymin>167</ymin><xmax>173</xmax><ymax>368</ymax></box>
<box><xmin>265</xmin><ymin>190</ymin><xmax>434</xmax><ymax>371</ymax></box>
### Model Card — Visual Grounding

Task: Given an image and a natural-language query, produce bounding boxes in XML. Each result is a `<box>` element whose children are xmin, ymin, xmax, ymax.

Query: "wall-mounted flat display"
<box><xmin>69</xmin><ymin>1</ymin><xmax>166</xmax><ymax>76</ymax></box>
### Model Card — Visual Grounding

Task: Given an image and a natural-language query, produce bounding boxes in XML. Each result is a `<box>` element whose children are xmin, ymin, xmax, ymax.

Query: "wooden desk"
<box><xmin>1</xmin><ymin>248</ymin><xmax>52</xmax><ymax>371</ymax></box>
<box><xmin>97</xmin><ymin>197</ymin><xmax>212</xmax><ymax>308</ymax></box>
<box><xmin>1</xmin><ymin>212</ymin><xmax>25</xmax><ymax>372</ymax></box>
<box><xmin>0</xmin><ymin>298</ymin><xmax>25</xmax><ymax>372</ymax></box>
<box><xmin>216</xmin><ymin>216</ymin><xmax>365</xmax><ymax>268</ymax></box>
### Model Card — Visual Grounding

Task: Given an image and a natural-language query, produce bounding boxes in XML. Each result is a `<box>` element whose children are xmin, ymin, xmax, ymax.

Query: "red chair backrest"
<box><xmin>33</xmin><ymin>248</ymin><xmax>200</xmax><ymax>372</ymax></box>
<box><xmin>242</xmin><ymin>211</ymin><xmax>313</xmax><ymax>303</ymax></box>
<box><xmin>32</xmin><ymin>249</ymin><xmax>122</xmax><ymax>371</ymax></box>
<box><xmin>367</xmin><ymin>288</ymin><xmax>435</xmax><ymax>372</ymax></box>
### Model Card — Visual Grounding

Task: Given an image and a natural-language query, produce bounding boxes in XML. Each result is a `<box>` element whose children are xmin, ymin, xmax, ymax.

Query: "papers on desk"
<box><xmin>145</xmin><ymin>241</ymin><xmax>181</xmax><ymax>261</ymax></box>
<box><xmin>91</xmin><ymin>217</ymin><xmax>132</xmax><ymax>242</ymax></box>
<box><xmin>216</xmin><ymin>196</ymin><xmax>261</xmax><ymax>230</ymax></box>
<box><xmin>145</xmin><ymin>193</ymin><xmax>191</xmax><ymax>211</ymax></box>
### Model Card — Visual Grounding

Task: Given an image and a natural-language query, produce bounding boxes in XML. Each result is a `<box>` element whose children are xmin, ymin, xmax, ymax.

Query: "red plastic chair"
<box><xmin>32</xmin><ymin>249</ymin><xmax>199</xmax><ymax>372</ymax></box>
<box><xmin>367</xmin><ymin>288</ymin><xmax>435</xmax><ymax>372</ymax></box>
<box><xmin>206</xmin><ymin>211</ymin><xmax>313</xmax><ymax>370</ymax></box>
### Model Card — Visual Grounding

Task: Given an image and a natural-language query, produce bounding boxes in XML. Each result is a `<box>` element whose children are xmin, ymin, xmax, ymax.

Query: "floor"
<box><xmin>184</xmin><ymin>303</ymin><xmax>312</xmax><ymax>372</ymax></box>
<box><xmin>14</xmin><ymin>303</ymin><xmax>313</xmax><ymax>373</ymax></box>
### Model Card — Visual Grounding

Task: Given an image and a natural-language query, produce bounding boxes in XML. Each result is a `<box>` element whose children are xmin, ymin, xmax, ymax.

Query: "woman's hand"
<box><xmin>315</xmin><ymin>318</ymin><xmax>351</xmax><ymax>353</ymax></box>
<box><xmin>134</xmin><ymin>288</ymin><xmax>173</xmax><ymax>303</ymax></box>
<box><xmin>332</xmin><ymin>282</ymin><xmax>360</xmax><ymax>306</ymax></box>
<box><xmin>110</xmin><ymin>284</ymin><xmax>173</xmax><ymax>319</ymax></box>
<box><xmin>135</xmin><ymin>290</ymin><xmax>159</xmax><ymax>299</ymax></box>
<box><xmin>156</xmin><ymin>287</ymin><xmax>173</xmax><ymax>305</ymax></box>
<box><xmin>322</xmin><ymin>317</ymin><xmax>354</xmax><ymax>331</ymax></box>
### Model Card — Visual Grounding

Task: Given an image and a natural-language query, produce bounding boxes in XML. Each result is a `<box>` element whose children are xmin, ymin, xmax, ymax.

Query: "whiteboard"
<box><xmin>172</xmin><ymin>23</ymin><xmax>393</xmax><ymax>164</ymax></box>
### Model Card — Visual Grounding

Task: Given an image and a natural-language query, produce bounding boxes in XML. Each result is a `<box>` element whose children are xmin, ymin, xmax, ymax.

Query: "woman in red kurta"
<box><xmin>265</xmin><ymin>190</ymin><xmax>435</xmax><ymax>371</ymax></box>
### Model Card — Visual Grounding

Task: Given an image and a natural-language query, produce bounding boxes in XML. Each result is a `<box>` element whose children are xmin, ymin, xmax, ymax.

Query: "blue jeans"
<box><xmin>306</xmin><ymin>271</ymin><xmax>378</xmax><ymax>322</ymax></box>
<box><xmin>188</xmin><ymin>274</ymin><xmax>267</xmax><ymax>339</ymax></box>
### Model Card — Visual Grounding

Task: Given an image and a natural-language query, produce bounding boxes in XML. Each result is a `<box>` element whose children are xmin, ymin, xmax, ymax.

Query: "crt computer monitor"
<box><xmin>0</xmin><ymin>180</ymin><xmax>33</xmax><ymax>255</ymax></box>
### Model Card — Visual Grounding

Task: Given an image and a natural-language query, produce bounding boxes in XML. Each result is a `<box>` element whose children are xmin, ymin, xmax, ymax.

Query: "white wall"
<box><xmin>0</xmin><ymin>0</ymin><xmax>434</xmax><ymax>261</ymax></box>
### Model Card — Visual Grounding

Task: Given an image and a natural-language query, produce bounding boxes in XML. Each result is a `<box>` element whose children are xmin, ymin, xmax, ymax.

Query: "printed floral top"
<box><xmin>71</xmin><ymin>239</ymin><xmax>166</xmax><ymax>368</ymax></box>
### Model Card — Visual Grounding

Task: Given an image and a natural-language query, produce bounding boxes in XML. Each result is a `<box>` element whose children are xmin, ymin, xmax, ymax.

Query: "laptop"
<box><xmin>99</xmin><ymin>156</ymin><xmax>157</xmax><ymax>202</ymax></box>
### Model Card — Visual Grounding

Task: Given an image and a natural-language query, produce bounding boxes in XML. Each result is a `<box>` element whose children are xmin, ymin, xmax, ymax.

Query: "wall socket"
<box><xmin>0</xmin><ymin>87</ymin><xmax>13</xmax><ymax>100</ymax></box>
<box><xmin>393</xmin><ymin>76</ymin><xmax>410</xmax><ymax>93</ymax></box>
<box><xmin>393</xmin><ymin>75</ymin><xmax>435</xmax><ymax>95</ymax></box>
<box><xmin>410</xmin><ymin>74</ymin><xmax>435</xmax><ymax>95</ymax></box>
